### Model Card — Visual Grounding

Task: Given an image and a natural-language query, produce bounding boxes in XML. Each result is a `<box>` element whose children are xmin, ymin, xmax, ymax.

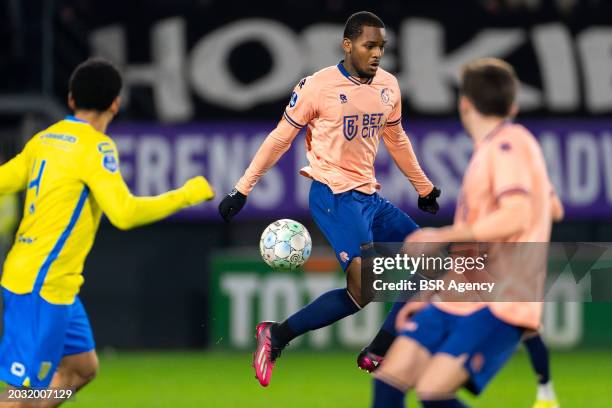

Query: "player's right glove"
<box><xmin>218</xmin><ymin>188</ymin><xmax>247</xmax><ymax>222</ymax></box>
<box><xmin>417</xmin><ymin>186</ymin><xmax>441</xmax><ymax>214</ymax></box>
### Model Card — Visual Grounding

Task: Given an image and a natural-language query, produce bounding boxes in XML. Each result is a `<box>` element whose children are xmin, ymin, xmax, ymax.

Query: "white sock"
<box><xmin>537</xmin><ymin>381</ymin><xmax>557</xmax><ymax>401</ymax></box>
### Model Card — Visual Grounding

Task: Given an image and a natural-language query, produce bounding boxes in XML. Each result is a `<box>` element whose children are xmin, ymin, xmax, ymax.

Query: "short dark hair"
<box><xmin>69</xmin><ymin>58</ymin><xmax>122</xmax><ymax>112</ymax></box>
<box><xmin>343</xmin><ymin>11</ymin><xmax>385</xmax><ymax>40</ymax></box>
<box><xmin>460</xmin><ymin>58</ymin><xmax>518</xmax><ymax>117</ymax></box>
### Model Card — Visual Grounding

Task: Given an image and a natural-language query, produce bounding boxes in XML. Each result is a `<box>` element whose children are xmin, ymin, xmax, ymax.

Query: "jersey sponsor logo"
<box><xmin>103</xmin><ymin>154</ymin><xmax>119</xmax><ymax>173</ymax></box>
<box><xmin>343</xmin><ymin>115</ymin><xmax>359</xmax><ymax>140</ymax></box>
<box><xmin>343</xmin><ymin>113</ymin><xmax>386</xmax><ymax>141</ymax></box>
<box><xmin>42</xmin><ymin>133</ymin><xmax>77</xmax><ymax>143</ymax></box>
<box><xmin>339</xmin><ymin>94</ymin><xmax>348</xmax><ymax>104</ymax></box>
<box><xmin>289</xmin><ymin>91</ymin><xmax>298</xmax><ymax>108</ymax></box>
<box><xmin>298</xmin><ymin>78</ymin><xmax>307</xmax><ymax>89</ymax></box>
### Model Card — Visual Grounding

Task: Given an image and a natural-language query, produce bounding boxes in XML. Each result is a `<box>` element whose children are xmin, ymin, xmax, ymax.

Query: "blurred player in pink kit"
<box><xmin>218</xmin><ymin>11</ymin><xmax>441</xmax><ymax>387</ymax></box>
<box><xmin>371</xmin><ymin>58</ymin><xmax>563</xmax><ymax>408</ymax></box>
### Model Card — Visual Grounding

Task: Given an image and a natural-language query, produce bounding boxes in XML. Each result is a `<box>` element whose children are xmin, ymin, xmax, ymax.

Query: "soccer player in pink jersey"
<box><xmin>371</xmin><ymin>59</ymin><xmax>561</xmax><ymax>408</ymax></box>
<box><xmin>218</xmin><ymin>11</ymin><xmax>440</xmax><ymax>387</ymax></box>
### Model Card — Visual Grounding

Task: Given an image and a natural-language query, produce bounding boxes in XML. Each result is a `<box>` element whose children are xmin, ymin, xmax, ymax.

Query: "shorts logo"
<box><xmin>289</xmin><ymin>91</ymin><xmax>298</xmax><ymax>108</ymax></box>
<box><xmin>37</xmin><ymin>362</ymin><xmax>52</xmax><ymax>381</ymax></box>
<box><xmin>380</xmin><ymin>88</ymin><xmax>392</xmax><ymax>105</ymax></box>
<box><xmin>343</xmin><ymin>115</ymin><xmax>359</xmax><ymax>141</ymax></box>
<box><xmin>339</xmin><ymin>251</ymin><xmax>350</xmax><ymax>263</ymax></box>
<box><xmin>500</xmin><ymin>142</ymin><xmax>512</xmax><ymax>151</ymax></box>
<box><xmin>470</xmin><ymin>353</ymin><xmax>485</xmax><ymax>373</ymax></box>
<box><xmin>339</xmin><ymin>94</ymin><xmax>348</xmax><ymax>104</ymax></box>
<box><xmin>10</xmin><ymin>362</ymin><xmax>26</xmax><ymax>377</ymax></box>
<box><xmin>403</xmin><ymin>321</ymin><xmax>418</xmax><ymax>332</ymax></box>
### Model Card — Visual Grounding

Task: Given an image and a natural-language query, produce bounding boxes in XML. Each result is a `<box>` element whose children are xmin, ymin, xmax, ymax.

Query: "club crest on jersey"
<box><xmin>289</xmin><ymin>91</ymin><xmax>298</xmax><ymax>108</ymax></box>
<box><xmin>380</xmin><ymin>88</ymin><xmax>392</xmax><ymax>105</ymax></box>
<box><xmin>339</xmin><ymin>94</ymin><xmax>348</xmax><ymax>104</ymax></box>
<box><xmin>343</xmin><ymin>115</ymin><xmax>359</xmax><ymax>140</ymax></box>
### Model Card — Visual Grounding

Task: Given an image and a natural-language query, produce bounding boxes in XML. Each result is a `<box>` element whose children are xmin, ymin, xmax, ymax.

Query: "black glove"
<box><xmin>418</xmin><ymin>186</ymin><xmax>441</xmax><ymax>214</ymax></box>
<box><xmin>218</xmin><ymin>188</ymin><xmax>247</xmax><ymax>222</ymax></box>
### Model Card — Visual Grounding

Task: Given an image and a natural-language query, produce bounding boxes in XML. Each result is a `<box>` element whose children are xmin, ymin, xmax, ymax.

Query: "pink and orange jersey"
<box><xmin>455</xmin><ymin>122</ymin><xmax>552</xmax><ymax>242</ymax></box>
<box><xmin>436</xmin><ymin>122</ymin><xmax>553</xmax><ymax>330</ymax></box>
<box><xmin>236</xmin><ymin>62</ymin><xmax>433</xmax><ymax>196</ymax></box>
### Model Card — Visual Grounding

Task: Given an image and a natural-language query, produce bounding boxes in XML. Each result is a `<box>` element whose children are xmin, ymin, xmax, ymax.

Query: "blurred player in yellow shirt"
<box><xmin>0</xmin><ymin>154</ymin><xmax>19</xmax><ymax>264</ymax></box>
<box><xmin>0</xmin><ymin>58</ymin><xmax>214</xmax><ymax>406</ymax></box>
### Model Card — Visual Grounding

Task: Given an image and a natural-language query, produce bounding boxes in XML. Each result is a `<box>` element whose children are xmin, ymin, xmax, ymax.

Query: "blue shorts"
<box><xmin>309</xmin><ymin>180</ymin><xmax>419</xmax><ymax>270</ymax></box>
<box><xmin>399</xmin><ymin>304</ymin><xmax>523</xmax><ymax>395</ymax></box>
<box><xmin>0</xmin><ymin>288</ymin><xmax>95</xmax><ymax>388</ymax></box>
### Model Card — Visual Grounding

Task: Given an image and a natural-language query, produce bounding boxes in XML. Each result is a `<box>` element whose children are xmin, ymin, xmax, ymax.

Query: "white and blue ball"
<box><xmin>259</xmin><ymin>219</ymin><xmax>312</xmax><ymax>270</ymax></box>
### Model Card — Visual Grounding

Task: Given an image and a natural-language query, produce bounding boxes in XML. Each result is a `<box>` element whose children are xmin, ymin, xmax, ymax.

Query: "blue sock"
<box><xmin>365</xmin><ymin>301</ymin><xmax>404</xmax><ymax>356</ymax></box>
<box><xmin>372</xmin><ymin>378</ymin><xmax>405</xmax><ymax>408</ymax></box>
<box><xmin>524</xmin><ymin>334</ymin><xmax>550</xmax><ymax>384</ymax></box>
<box><xmin>421</xmin><ymin>398</ymin><xmax>468</xmax><ymax>408</ymax></box>
<box><xmin>281</xmin><ymin>288</ymin><xmax>359</xmax><ymax>340</ymax></box>
<box><xmin>382</xmin><ymin>301</ymin><xmax>404</xmax><ymax>334</ymax></box>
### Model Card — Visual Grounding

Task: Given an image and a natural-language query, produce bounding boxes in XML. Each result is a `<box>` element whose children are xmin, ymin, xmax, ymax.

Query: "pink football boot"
<box><xmin>253</xmin><ymin>321</ymin><xmax>284</xmax><ymax>387</ymax></box>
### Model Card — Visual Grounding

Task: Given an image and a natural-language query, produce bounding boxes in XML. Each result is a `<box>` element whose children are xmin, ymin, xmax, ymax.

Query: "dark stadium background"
<box><xmin>1</xmin><ymin>0</ymin><xmax>611</xmax><ymax>365</ymax></box>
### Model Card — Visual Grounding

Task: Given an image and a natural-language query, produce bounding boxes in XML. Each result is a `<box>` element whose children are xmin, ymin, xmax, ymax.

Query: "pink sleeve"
<box><xmin>471</xmin><ymin>195</ymin><xmax>531</xmax><ymax>241</ymax></box>
<box><xmin>282</xmin><ymin>76</ymin><xmax>318</xmax><ymax>130</ymax></box>
<box><xmin>382</xmin><ymin>123</ymin><xmax>434</xmax><ymax>196</ymax></box>
<box><xmin>491</xmin><ymin>138</ymin><xmax>532</xmax><ymax>200</ymax></box>
<box><xmin>235</xmin><ymin>77</ymin><xmax>319</xmax><ymax>194</ymax></box>
<box><xmin>386</xmin><ymin>79</ymin><xmax>402</xmax><ymax>125</ymax></box>
<box><xmin>235</xmin><ymin>119</ymin><xmax>301</xmax><ymax>194</ymax></box>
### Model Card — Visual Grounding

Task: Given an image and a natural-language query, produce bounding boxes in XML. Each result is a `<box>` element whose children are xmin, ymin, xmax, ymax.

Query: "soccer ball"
<box><xmin>259</xmin><ymin>219</ymin><xmax>312</xmax><ymax>270</ymax></box>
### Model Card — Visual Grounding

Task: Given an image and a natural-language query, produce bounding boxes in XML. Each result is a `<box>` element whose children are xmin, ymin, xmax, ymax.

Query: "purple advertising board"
<box><xmin>108</xmin><ymin>119</ymin><xmax>612</xmax><ymax>221</ymax></box>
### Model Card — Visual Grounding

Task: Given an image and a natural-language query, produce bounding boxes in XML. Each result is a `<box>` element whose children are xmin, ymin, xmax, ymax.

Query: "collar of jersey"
<box><xmin>337</xmin><ymin>60</ymin><xmax>374</xmax><ymax>85</ymax></box>
<box><xmin>65</xmin><ymin>115</ymin><xmax>89</xmax><ymax>124</ymax></box>
<box><xmin>478</xmin><ymin>119</ymin><xmax>512</xmax><ymax>147</ymax></box>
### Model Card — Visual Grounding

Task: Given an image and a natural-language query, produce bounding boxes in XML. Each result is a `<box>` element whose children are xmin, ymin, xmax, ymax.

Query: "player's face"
<box><xmin>349</xmin><ymin>26</ymin><xmax>386</xmax><ymax>78</ymax></box>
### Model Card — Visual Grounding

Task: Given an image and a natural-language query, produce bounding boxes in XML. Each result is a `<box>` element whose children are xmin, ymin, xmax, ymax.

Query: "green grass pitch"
<box><xmin>2</xmin><ymin>351</ymin><xmax>610</xmax><ymax>407</ymax></box>
<box><xmin>47</xmin><ymin>350</ymin><xmax>612</xmax><ymax>407</ymax></box>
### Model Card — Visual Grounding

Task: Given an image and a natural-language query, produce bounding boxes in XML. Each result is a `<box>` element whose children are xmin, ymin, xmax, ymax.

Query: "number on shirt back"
<box><xmin>27</xmin><ymin>159</ymin><xmax>47</xmax><ymax>214</ymax></box>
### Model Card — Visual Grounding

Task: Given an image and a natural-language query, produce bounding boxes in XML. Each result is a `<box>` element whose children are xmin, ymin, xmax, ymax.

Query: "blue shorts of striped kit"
<box><xmin>0</xmin><ymin>287</ymin><xmax>95</xmax><ymax>388</ymax></box>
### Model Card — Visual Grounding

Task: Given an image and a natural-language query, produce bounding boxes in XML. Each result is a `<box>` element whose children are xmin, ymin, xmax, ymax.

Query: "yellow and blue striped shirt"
<box><xmin>0</xmin><ymin>116</ymin><xmax>208</xmax><ymax>304</ymax></box>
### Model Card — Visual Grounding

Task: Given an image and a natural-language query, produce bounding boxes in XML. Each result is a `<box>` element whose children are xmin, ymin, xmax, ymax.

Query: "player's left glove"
<box><xmin>218</xmin><ymin>188</ymin><xmax>247</xmax><ymax>222</ymax></box>
<box><xmin>418</xmin><ymin>186</ymin><xmax>441</xmax><ymax>214</ymax></box>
